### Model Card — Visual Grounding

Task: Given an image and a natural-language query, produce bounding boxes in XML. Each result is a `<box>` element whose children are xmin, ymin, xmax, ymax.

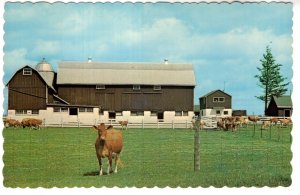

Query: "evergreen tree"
<box><xmin>255</xmin><ymin>45</ymin><xmax>289</xmax><ymax>115</ymax></box>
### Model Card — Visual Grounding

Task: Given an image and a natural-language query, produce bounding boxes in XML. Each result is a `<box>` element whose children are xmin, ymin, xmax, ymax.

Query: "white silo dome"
<box><xmin>35</xmin><ymin>58</ymin><xmax>53</xmax><ymax>72</ymax></box>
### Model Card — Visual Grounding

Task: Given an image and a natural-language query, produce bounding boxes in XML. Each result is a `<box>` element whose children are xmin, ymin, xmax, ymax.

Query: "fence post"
<box><xmin>186</xmin><ymin>120</ymin><xmax>188</xmax><ymax>128</ymax></box>
<box><xmin>172</xmin><ymin>120</ymin><xmax>174</xmax><ymax>129</ymax></box>
<box><xmin>61</xmin><ymin>118</ymin><xmax>63</xmax><ymax>128</ymax></box>
<box><xmin>43</xmin><ymin>118</ymin><xmax>46</xmax><ymax>128</ymax></box>
<box><xmin>194</xmin><ymin>119</ymin><xmax>201</xmax><ymax>171</ymax></box>
<box><xmin>157</xmin><ymin>121</ymin><xmax>159</xmax><ymax>129</ymax></box>
<box><xmin>142</xmin><ymin>119</ymin><xmax>144</xmax><ymax>129</ymax></box>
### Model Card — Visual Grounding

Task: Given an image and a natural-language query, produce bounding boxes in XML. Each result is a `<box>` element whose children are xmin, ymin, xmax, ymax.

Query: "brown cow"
<box><xmin>93</xmin><ymin>123</ymin><xmax>123</xmax><ymax>176</ymax></box>
<box><xmin>270</xmin><ymin>117</ymin><xmax>279</xmax><ymax>125</ymax></box>
<box><xmin>118</xmin><ymin>120</ymin><xmax>128</xmax><ymax>130</ymax></box>
<box><xmin>4</xmin><ymin>118</ymin><xmax>21</xmax><ymax>128</ymax></box>
<box><xmin>279</xmin><ymin>118</ymin><xmax>292</xmax><ymax>127</ymax></box>
<box><xmin>261</xmin><ymin>121</ymin><xmax>271</xmax><ymax>129</ymax></box>
<box><xmin>21</xmin><ymin>118</ymin><xmax>42</xmax><ymax>130</ymax></box>
<box><xmin>248</xmin><ymin>116</ymin><xmax>260</xmax><ymax>123</ymax></box>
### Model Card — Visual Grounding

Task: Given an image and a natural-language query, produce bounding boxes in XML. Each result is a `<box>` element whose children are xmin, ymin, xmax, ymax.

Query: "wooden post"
<box><xmin>253</xmin><ymin>123</ymin><xmax>256</xmax><ymax>137</ymax></box>
<box><xmin>172</xmin><ymin>120</ymin><xmax>174</xmax><ymax>129</ymax></box>
<box><xmin>260</xmin><ymin>123</ymin><xmax>262</xmax><ymax>138</ymax></box>
<box><xmin>269</xmin><ymin>123</ymin><xmax>272</xmax><ymax>139</ymax></box>
<box><xmin>194</xmin><ymin>119</ymin><xmax>201</xmax><ymax>171</ymax></box>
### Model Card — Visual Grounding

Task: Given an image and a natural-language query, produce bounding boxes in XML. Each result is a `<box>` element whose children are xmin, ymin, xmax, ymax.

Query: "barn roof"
<box><xmin>273</xmin><ymin>95</ymin><xmax>292</xmax><ymax>108</ymax></box>
<box><xmin>57</xmin><ymin>61</ymin><xmax>196</xmax><ymax>86</ymax></box>
<box><xmin>6</xmin><ymin>65</ymin><xmax>56</xmax><ymax>92</ymax></box>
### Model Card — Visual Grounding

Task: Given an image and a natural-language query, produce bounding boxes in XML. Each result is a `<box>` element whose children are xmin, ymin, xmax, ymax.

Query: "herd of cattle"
<box><xmin>3</xmin><ymin>118</ymin><xmax>43</xmax><ymax>129</ymax></box>
<box><xmin>197</xmin><ymin>116</ymin><xmax>293</xmax><ymax>131</ymax></box>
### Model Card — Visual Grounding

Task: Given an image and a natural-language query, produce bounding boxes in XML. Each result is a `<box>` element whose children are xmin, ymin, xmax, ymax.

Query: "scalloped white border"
<box><xmin>0</xmin><ymin>0</ymin><xmax>298</xmax><ymax>194</ymax></box>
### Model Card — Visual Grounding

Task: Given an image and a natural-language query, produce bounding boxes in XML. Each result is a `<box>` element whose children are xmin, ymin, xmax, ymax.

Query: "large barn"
<box><xmin>6</xmin><ymin>59</ymin><xmax>196</xmax><ymax>125</ymax></box>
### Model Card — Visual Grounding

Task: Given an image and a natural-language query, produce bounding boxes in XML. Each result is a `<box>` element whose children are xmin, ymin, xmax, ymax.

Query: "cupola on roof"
<box><xmin>35</xmin><ymin>58</ymin><xmax>53</xmax><ymax>72</ymax></box>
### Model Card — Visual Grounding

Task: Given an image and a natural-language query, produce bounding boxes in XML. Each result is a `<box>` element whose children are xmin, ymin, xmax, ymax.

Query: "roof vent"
<box><xmin>164</xmin><ymin>59</ymin><xmax>169</xmax><ymax>64</ymax></box>
<box><xmin>35</xmin><ymin>58</ymin><xmax>53</xmax><ymax>72</ymax></box>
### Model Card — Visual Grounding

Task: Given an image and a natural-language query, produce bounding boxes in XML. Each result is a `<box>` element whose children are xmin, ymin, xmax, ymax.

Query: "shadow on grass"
<box><xmin>83</xmin><ymin>170</ymin><xmax>114</xmax><ymax>176</ymax></box>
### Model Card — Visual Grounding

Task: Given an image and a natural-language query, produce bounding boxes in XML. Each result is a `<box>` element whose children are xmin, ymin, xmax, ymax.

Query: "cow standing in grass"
<box><xmin>118</xmin><ymin>121</ymin><xmax>128</xmax><ymax>130</ymax></box>
<box><xmin>4</xmin><ymin>118</ymin><xmax>21</xmax><ymax>128</ymax></box>
<box><xmin>21</xmin><ymin>118</ymin><xmax>42</xmax><ymax>130</ymax></box>
<box><xmin>93</xmin><ymin>123</ymin><xmax>123</xmax><ymax>176</ymax></box>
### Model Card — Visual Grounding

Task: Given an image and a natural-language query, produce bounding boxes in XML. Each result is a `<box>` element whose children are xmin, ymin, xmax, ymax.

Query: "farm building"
<box><xmin>6</xmin><ymin>59</ymin><xmax>196</xmax><ymax>125</ymax></box>
<box><xmin>266</xmin><ymin>95</ymin><xmax>292</xmax><ymax>117</ymax></box>
<box><xmin>199</xmin><ymin>89</ymin><xmax>232</xmax><ymax>117</ymax></box>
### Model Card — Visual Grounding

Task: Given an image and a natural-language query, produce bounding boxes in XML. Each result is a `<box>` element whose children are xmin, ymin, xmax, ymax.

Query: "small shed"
<box><xmin>266</xmin><ymin>95</ymin><xmax>292</xmax><ymax>117</ymax></box>
<box><xmin>199</xmin><ymin>89</ymin><xmax>232</xmax><ymax>117</ymax></box>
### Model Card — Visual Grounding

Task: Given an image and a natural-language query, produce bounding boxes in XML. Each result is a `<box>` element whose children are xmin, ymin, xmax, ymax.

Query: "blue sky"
<box><xmin>2</xmin><ymin>2</ymin><xmax>293</xmax><ymax>115</ymax></box>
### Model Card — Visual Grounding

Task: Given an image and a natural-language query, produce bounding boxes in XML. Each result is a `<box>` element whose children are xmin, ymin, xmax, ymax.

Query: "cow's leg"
<box><xmin>114</xmin><ymin>154</ymin><xmax>120</xmax><ymax>173</ymax></box>
<box><xmin>107</xmin><ymin>153</ymin><xmax>113</xmax><ymax>175</ymax></box>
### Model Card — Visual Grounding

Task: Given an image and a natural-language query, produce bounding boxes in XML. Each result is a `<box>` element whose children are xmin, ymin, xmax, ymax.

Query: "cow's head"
<box><xmin>93</xmin><ymin>123</ymin><xmax>107</xmax><ymax>140</ymax></box>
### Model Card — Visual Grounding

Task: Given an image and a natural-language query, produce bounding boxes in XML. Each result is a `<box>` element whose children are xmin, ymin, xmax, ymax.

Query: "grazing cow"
<box><xmin>270</xmin><ymin>117</ymin><xmax>279</xmax><ymax>126</ymax></box>
<box><xmin>217</xmin><ymin>120</ymin><xmax>225</xmax><ymax>130</ymax></box>
<box><xmin>118</xmin><ymin>121</ymin><xmax>128</xmax><ymax>130</ymax></box>
<box><xmin>93</xmin><ymin>123</ymin><xmax>123</xmax><ymax>176</ymax></box>
<box><xmin>248</xmin><ymin>116</ymin><xmax>260</xmax><ymax>123</ymax></box>
<box><xmin>261</xmin><ymin>121</ymin><xmax>271</xmax><ymax>129</ymax></box>
<box><xmin>192</xmin><ymin>119</ymin><xmax>205</xmax><ymax>129</ymax></box>
<box><xmin>21</xmin><ymin>118</ymin><xmax>42</xmax><ymax>130</ymax></box>
<box><xmin>4</xmin><ymin>118</ymin><xmax>21</xmax><ymax>128</ymax></box>
<box><xmin>279</xmin><ymin>118</ymin><xmax>292</xmax><ymax>127</ymax></box>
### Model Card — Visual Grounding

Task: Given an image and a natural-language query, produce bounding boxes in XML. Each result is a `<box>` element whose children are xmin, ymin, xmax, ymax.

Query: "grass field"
<box><xmin>3</xmin><ymin>125</ymin><xmax>292</xmax><ymax>187</ymax></box>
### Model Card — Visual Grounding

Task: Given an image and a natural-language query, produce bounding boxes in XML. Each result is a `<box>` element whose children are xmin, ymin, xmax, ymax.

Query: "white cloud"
<box><xmin>31</xmin><ymin>40</ymin><xmax>60</xmax><ymax>57</ymax></box>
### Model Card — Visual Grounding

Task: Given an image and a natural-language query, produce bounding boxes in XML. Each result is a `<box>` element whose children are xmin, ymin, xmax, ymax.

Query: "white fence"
<box><xmin>43</xmin><ymin>119</ymin><xmax>194</xmax><ymax>129</ymax></box>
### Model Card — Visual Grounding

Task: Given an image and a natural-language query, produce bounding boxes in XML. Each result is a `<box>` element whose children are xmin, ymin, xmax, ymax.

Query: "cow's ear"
<box><xmin>93</xmin><ymin>125</ymin><xmax>98</xmax><ymax>130</ymax></box>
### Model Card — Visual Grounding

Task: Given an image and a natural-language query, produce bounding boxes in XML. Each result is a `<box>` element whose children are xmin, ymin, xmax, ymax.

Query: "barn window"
<box><xmin>16</xmin><ymin>110</ymin><xmax>27</xmax><ymax>115</ymax></box>
<box><xmin>183</xmin><ymin>111</ymin><xmax>188</xmax><ymax>116</ymax></box>
<box><xmin>23</xmin><ymin>68</ymin><xmax>32</xmax><ymax>75</ymax></box>
<box><xmin>175</xmin><ymin>111</ymin><xmax>182</xmax><ymax>116</ymax></box>
<box><xmin>79</xmin><ymin>108</ymin><xmax>85</xmax><ymax>112</ymax></box>
<box><xmin>153</xmin><ymin>85</ymin><xmax>161</xmax><ymax>91</ymax></box>
<box><xmin>32</xmin><ymin>110</ymin><xmax>39</xmax><ymax>115</ymax></box>
<box><xmin>151</xmin><ymin>111</ymin><xmax>157</xmax><ymax>116</ymax></box>
<box><xmin>131</xmin><ymin>111</ymin><xmax>144</xmax><ymax>116</ymax></box>
<box><xmin>224</xmin><ymin>111</ymin><xmax>228</xmax><ymax>115</ymax></box>
<box><xmin>96</xmin><ymin>85</ymin><xmax>105</xmax><ymax>90</ymax></box>
<box><xmin>213</xmin><ymin>97</ymin><xmax>225</xmax><ymax>102</ymax></box>
<box><xmin>53</xmin><ymin>107</ymin><xmax>60</xmax><ymax>112</ymax></box>
<box><xmin>219</xmin><ymin>97</ymin><xmax>225</xmax><ymax>102</ymax></box>
<box><xmin>116</xmin><ymin>112</ymin><xmax>122</xmax><ymax>116</ymax></box>
<box><xmin>61</xmin><ymin>108</ymin><xmax>68</xmax><ymax>112</ymax></box>
<box><xmin>216</xmin><ymin>110</ymin><xmax>221</xmax><ymax>115</ymax></box>
<box><xmin>133</xmin><ymin>85</ymin><xmax>141</xmax><ymax>91</ymax></box>
<box><xmin>86</xmin><ymin>108</ymin><xmax>93</xmax><ymax>112</ymax></box>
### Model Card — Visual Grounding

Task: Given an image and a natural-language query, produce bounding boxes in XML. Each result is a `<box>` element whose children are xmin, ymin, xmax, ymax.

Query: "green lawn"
<box><xmin>3</xmin><ymin>125</ymin><xmax>292</xmax><ymax>187</ymax></box>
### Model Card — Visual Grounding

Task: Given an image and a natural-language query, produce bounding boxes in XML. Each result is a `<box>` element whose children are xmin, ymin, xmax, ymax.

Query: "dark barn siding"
<box><xmin>57</xmin><ymin>85</ymin><xmax>194</xmax><ymax>111</ymax></box>
<box><xmin>8</xmin><ymin>69</ymin><xmax>47</xmax><ymax>110</ymax></box>
<box><xmin>200</xmin><ymin>90</ymin><xmax>231</xmax><ymax>109</ymax></box>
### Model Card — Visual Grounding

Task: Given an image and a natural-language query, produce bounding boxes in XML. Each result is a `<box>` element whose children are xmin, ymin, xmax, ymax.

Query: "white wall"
<box><xmin>201</xmin><ymin>109</ymin><xmax>232</xmax><ymax>117</ymax></box>
<box><xmin>7</xmin><ymin>108</ymin><xmax>195</xmax><ymax>126</ymax></box>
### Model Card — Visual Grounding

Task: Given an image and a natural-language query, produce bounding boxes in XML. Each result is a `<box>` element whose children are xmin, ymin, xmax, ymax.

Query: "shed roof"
<box><xmin>200</xmin><ymin>89</ymin><xmax>231</xmax><ymax>98</ymax></box>
<box><xmin>57</xmin><ymin>61</ymin><xmax>196</xmax><ymax>86</ymax></box>
<box><xmin>273</xmin><ymin>95</ymin><xmax>292</xmax><ymax>108</ymax></box>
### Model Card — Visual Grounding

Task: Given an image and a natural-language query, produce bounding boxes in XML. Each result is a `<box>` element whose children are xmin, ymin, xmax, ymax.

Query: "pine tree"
<box><xmin>255</xmin><ymin>46</ymin><xmax>289</xmax><ymax>115</ymax></box>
